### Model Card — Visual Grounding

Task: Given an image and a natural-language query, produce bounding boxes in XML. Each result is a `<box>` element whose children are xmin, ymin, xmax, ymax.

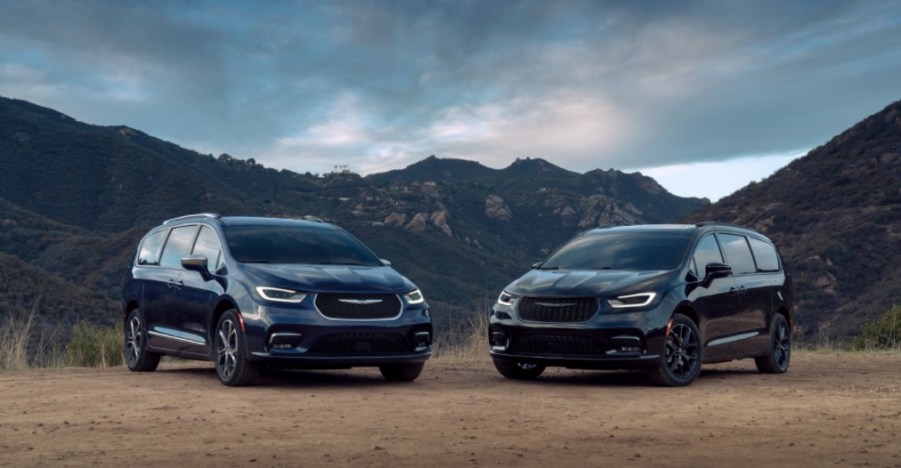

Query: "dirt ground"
<box><xmin>0</xmin><ymin>352</ymin><xmax>899</xmax><ymax>467</ymax></box>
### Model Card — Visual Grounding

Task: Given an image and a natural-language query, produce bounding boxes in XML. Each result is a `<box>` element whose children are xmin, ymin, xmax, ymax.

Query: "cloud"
<box><xmin>0</xmin><ymin>0</ymin><xmax>899</xmax><ymax>194</ymax></box>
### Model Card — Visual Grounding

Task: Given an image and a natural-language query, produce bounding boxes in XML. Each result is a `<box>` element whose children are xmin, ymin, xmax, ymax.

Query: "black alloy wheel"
<box><xmin>492</xmin><ymin>358</ymin><xmax>546</xmax><ymax>380</ymax></box>
<box><xmin>649</xmin><ymin>314</ymin><xmax>702</xmax><ymax>386</ymax></box>
<box><xmin>124</xmin><ymin>308</ymin><xmax>160</xmax><ymax>372</ymax></box>
<box><xmin>214</xmin><ymin>309</ymin><xmax>259</xmax><ymax>386</ymax></box>
<box><xmin>755</xmin><ymin>314</ymin><xmax>791</xmax><ymax>374</ymax></box>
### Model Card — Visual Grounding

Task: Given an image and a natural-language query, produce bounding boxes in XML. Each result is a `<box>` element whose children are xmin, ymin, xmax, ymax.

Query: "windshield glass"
<box><xmin>541</xmin><ymin>230</ymin><xmax>692</xmax><ymax>271</ymax></box>
<box><xmin>224</xmin><ymin>224</ymin><xmax>382</xmax><ymax>266</ymax></box>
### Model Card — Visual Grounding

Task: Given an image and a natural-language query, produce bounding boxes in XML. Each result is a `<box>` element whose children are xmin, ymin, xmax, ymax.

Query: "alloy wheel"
<box><xmin>216</xmin><ymin>318</ymin><xmax>239</xmax><ymax>378</ymax></box>
<box><xmin>773</xmin><ymin>320</ymin><xmax>790</xmax><ymax>369</ymax></box>
<box><xmin>665</xmin><ymin>323</ymin><xmax>699</xmax><ymax>379</ymax></box>
<box><xmin>125</xmin><ymin>315</ymin><xmax>143</xmax><ymax>367</ymax></box>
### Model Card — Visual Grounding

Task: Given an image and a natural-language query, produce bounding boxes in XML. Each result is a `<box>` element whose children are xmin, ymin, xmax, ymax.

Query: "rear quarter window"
<box><xmin>748</xmin><ymin>237</ymin><xmax>781</xmax><ymax>272</ymax></box>
<box><xmin>137</xmin><ymin>230</ymin><xmax>168</xmax><ymax>266</ymax></box>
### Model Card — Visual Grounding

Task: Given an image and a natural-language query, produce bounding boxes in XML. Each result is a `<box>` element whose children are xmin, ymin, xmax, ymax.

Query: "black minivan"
<box><xmin>123</xmin><ymin>214</ymin><xmax>432</xmax><ymax>386</ymax></box>
<box><xmin>489</xmin><ymin>223</ymin><xmax>792</xmax><ymax>386</ymax></box>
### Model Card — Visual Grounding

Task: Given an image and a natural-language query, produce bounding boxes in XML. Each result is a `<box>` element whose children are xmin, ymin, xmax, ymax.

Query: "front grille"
<box><xmin>517</xmin><ymin>297</ymin><xmax>599</xmax><ymax>322</ymax></box>
<box><xmin>315</xmin><ymin>293</ymin><xmax>401</xmax><ymax>319</ymax></box>
<box><xmin>308</xmin><ymin>333</ymin><xmax>410</xmax><ymax>354</ymax></box>
<box><xmin>510</xmin><ymin>334</ymin><xmax>607</xmax><ymax>356</ymax></box>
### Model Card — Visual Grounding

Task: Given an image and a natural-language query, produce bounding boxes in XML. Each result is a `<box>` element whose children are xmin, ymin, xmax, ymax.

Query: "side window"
<box><xmin>192</xmin><ymin>226</ymin><xmax>223</xmax><ymax>271</ymax></box>
<box><xmin>137</xmin><ymin>230</ymin><xmax>168</xmax><ymax>266</ymax></box>
<box><xmin>748</xmin><ymin>237</ymin><xmax>780</xmax><ymax>272</ymax></box>
<box><xmin>718</xmin><ymin>233</ymin><xmax>756</xmax><ymax>274</ymax></box>
<box><xmin>159</xmin><ymin>225</ymin><xmax>199</xmax><ymax>269</ymax></box>
<box><xmin>691</xmin><ymin>235</ymin><xmax>724</xmax><ymax>277</ymax></box>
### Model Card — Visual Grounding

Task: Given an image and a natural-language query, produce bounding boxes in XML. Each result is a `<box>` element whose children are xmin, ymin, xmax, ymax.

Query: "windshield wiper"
<box><xmin>240</xmin><ymin>259</ymin><xmax>271</xmax><ymax>264</ymax></box>
<box><xmin>539</xmin><ymin>266</ymin><xmax>560</xmax><ymax>270</ymax></box>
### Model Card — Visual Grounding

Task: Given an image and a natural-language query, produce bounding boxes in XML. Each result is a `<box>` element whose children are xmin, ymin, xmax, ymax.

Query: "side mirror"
<box><xmin>380</xmin><ymin>259</ymin><xmax>392</xmax><ymax>267</ymax></box>
<box><xmin>181</xmin><ymin>256</ymin><xmax>211</xmax><ymax>280</ymax></box>
<box><xmin>704</xmin><ymin>262</ymin><xmax>732</xmax><ymax>285</ymax></box>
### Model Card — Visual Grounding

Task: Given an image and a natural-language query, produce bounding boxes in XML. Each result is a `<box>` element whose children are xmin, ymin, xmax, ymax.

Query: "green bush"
<box><xmin>852</xmin><ymin>305</ymin><xmax>900</xmax><ymax>351</ymax></box>
<box><xmin>65</xmin><ymin>321</ymin><xmax>123</xmax><ymax>367</ymax></box>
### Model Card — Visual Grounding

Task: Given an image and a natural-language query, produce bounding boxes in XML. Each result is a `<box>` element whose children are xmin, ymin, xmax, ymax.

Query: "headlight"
<box><xmin>497</xmin><ymin>291</ymin><xmax>517</xmax><ymax>306</ymax></box>
<box><xmin>255</xmin><ymin>286</ymin><xmax>307</xmax><ymax>304</ymax></box>
<box><xmin>607</xmin><ymin>292</ymin><xmax>657</xmax><ymax>309</ymax></box>
<box><xmin>404</xmin><ymin>289</ymin><xmax>425</xmax><ymax>304</ymax></box>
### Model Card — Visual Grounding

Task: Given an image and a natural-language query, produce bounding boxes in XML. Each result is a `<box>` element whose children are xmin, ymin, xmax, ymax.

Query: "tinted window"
<box><xmin>192</xmin><ymin>226</ymin><xmax>223</xmax><ymax>271</ymax></box>
<box><xmin>159</xmin><ymin>225</ymin><xmax>199</xmax><ymax>268</ymax></box>
<box><xmin>137</xmin><ymin>230</ymin><xmax>168</xmax><ymax>266</ymax></box>
<box><xmin>540</xmin><ymin>231</ymin><xmax>692</xmax><ymax>271</ymax></box>
<box><xmin>691</xmin><ymin>234</ymin><xmax>724</xmax><ymax>276</ymax></box>
<box><xmin>749</xmin><ymin>237</ymin><xmax>780</xmax><ymax>272</ymax></box>
<box><xmin>224</xmin><ymin>224</ymin><xmax>382</xmax><ymax>266</ymax></box>
<box><xmin>718</xmin><ymin>233</ymin><xmax>756</xmax><ymax>274</ymax></box>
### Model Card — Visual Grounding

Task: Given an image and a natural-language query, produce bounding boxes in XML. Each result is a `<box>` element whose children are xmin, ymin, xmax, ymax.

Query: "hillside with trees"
<box><xmin>685</xmin><ymin>100</ymin><xmax>901</xmax><ymax>338</ymax></box>
<box><xmin>0</xmin><ymin>96</ymin><xmax>707</xmax><ymax>338</ymax></box>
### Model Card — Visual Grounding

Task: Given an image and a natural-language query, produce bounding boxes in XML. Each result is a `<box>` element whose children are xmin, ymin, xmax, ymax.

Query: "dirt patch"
<box><xmin>1</xmin><ymin>352</ymin><xmax>899</xmax><ymax>467</ymax></box>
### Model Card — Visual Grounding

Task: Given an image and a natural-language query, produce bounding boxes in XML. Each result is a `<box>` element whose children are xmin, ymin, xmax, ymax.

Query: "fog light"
<box><xmin>608</xmin><ymin>336</ymin><xmax>643</xmax><ymax>355</ymax></box>
<box><xmin>269</xmin><ymin>332</ymin><xmax>303</xmax><ymax>350</ymax></box>
<box><xmin>490</xmin><ymin>331</ymin><xmax>508</xmax><ymax>351</ymax></box>
<box><xmin>414</xmin><ymin>331</ymin><xmax>431</xmax><ymax>351</ymax></box>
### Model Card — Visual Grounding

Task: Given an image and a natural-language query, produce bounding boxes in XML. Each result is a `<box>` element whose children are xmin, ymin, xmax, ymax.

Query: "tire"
<box><xmin>492</xmin><ymin>358</ymin><xmax>546</xmax><ymax>380</ymax></box>
<box><xmin>214</xmin><ymin>310</ymin><xmax>259</xmax><ymax>387</ymax></box>
<box><xmin>648</xmin><ymin>314</ymin><xmax>703</xmax><ymax>387</ymax></box>
<box><xmin>379</xmin><ymin>362</ymin><xmax>425</xmax><ymax>382</ymax></box>
<box><xmin>124</xmin><ymin>308</ymin><xmax>161</xmax><ymax>372</ymax></box>
<box><xmin>755</xmin><ymin>314</ymin><xmax>791</xmax><ymax>374</ymax></box>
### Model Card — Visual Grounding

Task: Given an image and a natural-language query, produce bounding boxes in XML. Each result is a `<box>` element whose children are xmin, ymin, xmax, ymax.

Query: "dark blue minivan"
<box><xmin>123</xmin><ymin>214</ymin><xmax>432</xmax><ymax>386</ymax></box>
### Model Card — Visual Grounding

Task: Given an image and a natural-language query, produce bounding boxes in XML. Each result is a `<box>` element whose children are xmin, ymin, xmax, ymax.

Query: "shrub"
<box><xmin>65</xmin><ymin>321</ymin><xmax>123</xmax><ymax>367</ymax></box>
<box><xmin>852</xmin><ymin>305</ymin><xmax>900</xmax><ymax>351</ymax></box>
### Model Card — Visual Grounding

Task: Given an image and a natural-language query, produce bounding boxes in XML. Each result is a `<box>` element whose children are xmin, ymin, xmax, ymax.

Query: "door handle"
<box><xmin>729</xmin><ymin>287</ymin><xmax>738</xmax><ymax>296</ymax></box>
<box><xmin>168</xmin><ymin>279</ymin><xmax>184</xmax><ymax>289</ymax></box>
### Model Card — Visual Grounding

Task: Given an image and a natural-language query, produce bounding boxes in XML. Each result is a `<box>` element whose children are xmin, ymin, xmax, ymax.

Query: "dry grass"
<box><xmin>0</xmin><ymin>305</ymin><xmax>35</xmax><ymax>370</ymax></box>
<box><xmin>432</xmin><ymin>311</ymin><xmax>489</xmax><ymax>362</ymax></box>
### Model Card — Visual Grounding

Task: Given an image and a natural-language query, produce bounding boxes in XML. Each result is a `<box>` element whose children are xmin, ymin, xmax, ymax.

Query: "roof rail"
<box><xmin>301</xmin><ymin>215</ymin><xmax>324</xmax><ymax>223</ymax></box>
<box><xmin>163</xmin><ymin>213</ymin><xmax>221</xmax><ymax>224</ymax></box>
<box><xmin>695</xmin><ymin>221</ymin><xmax>746</xmax><ymax>229</ymax></box>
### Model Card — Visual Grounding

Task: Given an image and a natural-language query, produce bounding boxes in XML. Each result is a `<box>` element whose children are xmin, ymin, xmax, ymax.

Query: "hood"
<box><xmin>506</xmin><ymin>268</ymin><xmax>674</xmax><ymax>297</ymax></box>
<box><xmin>241</xmin><ymin>264</ymin><xmax>415</xmax><ymax>293</ymax></box>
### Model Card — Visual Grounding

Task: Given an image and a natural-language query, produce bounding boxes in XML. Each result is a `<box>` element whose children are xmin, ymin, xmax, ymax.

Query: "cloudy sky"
<box><xmin>1</xmin><ymin>1</ymin><xmax>899</xmax><ymax>200</ymax></box>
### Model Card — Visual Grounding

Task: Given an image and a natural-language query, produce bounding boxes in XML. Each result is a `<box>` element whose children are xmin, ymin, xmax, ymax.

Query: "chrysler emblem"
<box><xmin>339</xmin><ymin>298</ymin><xmax>384</xmax><ymax>305</ymax></box>
<box><xmin>535</xmin><ymin>302</ymin><xmax>575</xmax><ymax>308</ymax></box>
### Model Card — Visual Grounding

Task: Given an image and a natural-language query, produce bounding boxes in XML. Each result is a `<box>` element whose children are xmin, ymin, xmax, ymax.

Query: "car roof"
<box><xmin>218</xmin><ymin>216</ymin><xmax>331</xmax><ymax>228</ymax></box>
<box><xmin>159</xmin><ymin>213</ymin><xmax>332</xmax><ymax>229</ymax></box>
<box><xmin>591</xmin><ymin>223</ymin><xmax>772</xmax><ymax>242</ymax></box>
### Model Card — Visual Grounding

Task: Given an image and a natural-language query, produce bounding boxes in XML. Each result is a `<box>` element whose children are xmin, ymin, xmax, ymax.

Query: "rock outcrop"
<box><xmin>484</xmin><ymin>194</ymin><xmax>512</xmax><ymax>221</ymax></box>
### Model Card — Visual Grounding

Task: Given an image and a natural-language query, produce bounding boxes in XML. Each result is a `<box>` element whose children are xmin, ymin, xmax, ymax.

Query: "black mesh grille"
<box><xmin>517</xmin><ymin>297</ymin><xmax>599</xmax><ymax>322</ymax></box>
<box><xmin>308</xmin><ymin>333</ymin><xmax>410</xmax><ymax>354</ymax></box>
<box><xmin>510</xmin><ymin>334</ymin><xmax>607</xmax><ymax>356</ymax></box>
<box><xmin>315</xmin><ymin>293</ymin><xmax>401</xmax><ymax>319</ymax></box>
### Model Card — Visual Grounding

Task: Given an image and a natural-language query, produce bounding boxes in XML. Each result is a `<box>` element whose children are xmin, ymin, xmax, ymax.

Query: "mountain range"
<box><xmin>1</xmin><ymin>95</ymin><xmax>898</xmax><ymax>342</ymax></box>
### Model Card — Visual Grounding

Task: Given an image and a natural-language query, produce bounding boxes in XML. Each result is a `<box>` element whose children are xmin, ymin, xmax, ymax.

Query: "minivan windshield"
<box><xmin>223</xmin><ymin>224</ymin><xmax>383</xmax><ymax>266</ymax></box>
<box><xmin>540</xmin><ymin>230</ymin><xmax>692</xmax><ymax>271</ymax></box>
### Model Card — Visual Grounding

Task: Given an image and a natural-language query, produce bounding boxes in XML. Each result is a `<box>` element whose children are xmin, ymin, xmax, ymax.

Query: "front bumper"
<box><xmin>241</xmin><ymin>301</ymin><xmax>433</xmax><ymax>368</ymax></box>
<box><xmin>487</xmin><ymin>300</ymin><xmax>671</xmax><ymax>370</ymax></box>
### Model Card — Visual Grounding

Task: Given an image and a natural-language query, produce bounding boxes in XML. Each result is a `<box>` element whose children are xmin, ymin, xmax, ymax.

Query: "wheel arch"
<box><xmin>673</xmin><ymin>303</ymin><xmax>700</xmax><ymax>327</ymax></box>
<box><xmin>209</xmin><ymin>298</ymin><xmax>239</xmax><ymax>343</ymax></box>
<box><xmin>776</xmin><ymin>305</ymin><xmax>792</xmax><ymax>330</ymax></box>
<box><xmin>124</xmin><ymin>300</ymin><xmax>140</xmax><ymax>325</ymax></box>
